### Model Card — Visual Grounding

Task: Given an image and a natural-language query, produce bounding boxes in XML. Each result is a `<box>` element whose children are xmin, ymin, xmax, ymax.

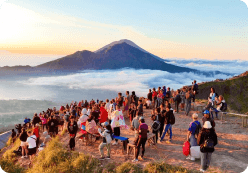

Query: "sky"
<box><xmin>0</xmin><ymin>0</ymin><xmax>248</xmax><ymax>63</ymax></box>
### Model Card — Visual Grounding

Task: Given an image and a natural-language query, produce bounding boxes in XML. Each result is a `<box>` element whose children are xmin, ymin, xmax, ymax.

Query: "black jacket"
<box><xmin>19</xmin><ymin>132</ymin><xmax>28</xmax><ymax>142</ymax></box>
<box><xmin>32</xmin><ymin>116</ymin><xmax>41</xmax><ymax>125</ymax></box>
<box><xmin>68</xmin><ymin>121</ymin><xmax>78</xmax><ymax>135</ymax></box>
<box><xmin>197</xmin><ymin>128</ymin><xmax>218</xmax><ymax>153</ymax></box>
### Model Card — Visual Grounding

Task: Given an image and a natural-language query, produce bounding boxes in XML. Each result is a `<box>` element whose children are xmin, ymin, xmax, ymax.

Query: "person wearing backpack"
<box><xmin>151</xmin><ymin>110</ymin><xmax>160</xmax><ymax>143</ymax></box>
<box><xmin>197</xmin><ymin>121</ymin><xmax>218</xmax><ymax>172</ymax></box>
<box><xmin>98</xmin><ymin>122</ymin><xmax>113</xmax><ymax>160</ymax></box>
<box><xmin>160</xmin><ymin>105</ymin><xmax>174</xmax><ymax>143</ymax></box>
<box><xmin>186</xmin><ymin>113</ymin><xmax>202</xmax><ymax>161</ymax></box>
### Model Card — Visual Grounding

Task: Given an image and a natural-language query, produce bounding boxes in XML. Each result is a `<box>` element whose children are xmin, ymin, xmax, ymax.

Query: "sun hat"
<box><xmin>101</xmin><ymin>122</ymin><xmax>109</xmax><ymax>127</ymax></box>
<box><xmin>203</xmin><ymin>121</ymin><xmax>212</xmax><ymax>129</ymax></box>
<box><xmin>192</xmin><ymin>113</ymin><xmax>198</xmax><ymax>119</ymax></box>
<box><xmin>203</xmin><ymin>110</ymin><xmax>210</xmax><ymax>114</ymax></box>
<box><xmin>81</xmin><ymin>108</ymin><xmax>87</xmax><ymax>115</ymax></box>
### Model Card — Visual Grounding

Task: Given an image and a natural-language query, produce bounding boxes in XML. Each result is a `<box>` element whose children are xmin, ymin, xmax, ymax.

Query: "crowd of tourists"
<box><xmin>11</xmin><ymin>80</ymin><xmax>228</xmax><ymax>172</ymax></box>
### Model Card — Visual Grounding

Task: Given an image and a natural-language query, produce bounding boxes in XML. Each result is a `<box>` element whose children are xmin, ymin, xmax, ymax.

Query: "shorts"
<box><xmin>28</xmin><ymin>148</ymin><xmax>36</xmax><ymax>155</ymax></box>
<box><xmin>20</xmin><ymin>141</ymin><xmax>27</xmax><ymax>147</ymax></box>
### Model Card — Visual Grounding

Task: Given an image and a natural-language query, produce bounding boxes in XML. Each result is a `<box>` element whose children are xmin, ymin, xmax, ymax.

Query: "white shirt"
<box><xmin>105</xmin><ymin>102</ymin><xmax>111</xmax><ymax>111</ymax></box>
<box><xmin>26</xmin><ymin>135</ymin><xmax>37</xmax><ymax>149</ymax></box>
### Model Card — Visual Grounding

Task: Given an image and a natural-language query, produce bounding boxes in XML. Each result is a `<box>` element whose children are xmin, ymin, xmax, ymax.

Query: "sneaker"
<box><xmin>132</xmin><ymin>159</ymin><xmax>138</xmax><ymax>163</ymax></box>
<box><xmin>186</xmin><ymin>156</ymin><xmax>191</xmax><ymax>160</ymax></box>
<box><xmin>199</xmin><ymin>169</ymin><xmax>205</xmax><ymax>172</ymax></box>
<box><xmin>190</xmin><ymin>157</ymin><xmax>195</xmax><ymax>161</ymax></box>
<box><xmin>21</xmin><ymin>156</ymin><xmax>25</xmax><ymax>159</ymax></box>
<box><xmin>99</xmin><ymin>157</ymin><xmax>105</xmax><ymax>160</ymax></box>
<box><xmin>112</xmin><ymin>141</ymin><xmax>118</xmax><ymax>145</ymax></box>
<box><xmin>105</xmin><ymin>156</ymin><xmax>110</xmax><ymax>160</ymax></box>
<box><xmin>166</xmin><ymin>140</ymin><xmax>171</xmax><ymax>144</ymax></box>
<box><xmin>138</xmin><ymin>156</ymin><xmax>144</xmax><ymax>161</ymax></box>
<box><xmin>24</xmin><ymin>155</ymin><xmax>28</xmax><ymax>158</ymax></box>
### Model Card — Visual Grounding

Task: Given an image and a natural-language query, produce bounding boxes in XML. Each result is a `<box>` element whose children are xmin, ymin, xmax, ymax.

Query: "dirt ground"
<box><xmin>2</xmin><ymin>101</ymin><xmax>248</xmax><ymax>173</ymax></box>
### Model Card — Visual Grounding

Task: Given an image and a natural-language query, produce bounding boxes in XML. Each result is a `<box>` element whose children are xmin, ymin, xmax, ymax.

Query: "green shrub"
<box><xmin>3</xmin><ymin>138</ymin><xmax>21</xmax><ymax>161</ymax></box>
<box><xmin>144</xmin><ymin>162</ymin><xmax>195</xmax><ymax>173</ymax></box>
<box><xmin>116</xmin><ymin>162</ymin><xmax>142</xmax><ymax>173</ymax></box>
<box><xmin>5</xmin><ymin>137</ymin><xmax>13</xmax><ymax>147</ymax></box>
<box><xmin>0</xmin><ymin>158</ymin><xmax>25</xmax><ymax>173</ymax></box>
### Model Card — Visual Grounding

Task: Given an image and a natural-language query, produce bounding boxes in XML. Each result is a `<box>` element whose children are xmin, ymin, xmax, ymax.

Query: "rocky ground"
<box><xmin>1</xmin><ymin>101</ymin><xmax>248</xmax><ymax>173</ymax></box>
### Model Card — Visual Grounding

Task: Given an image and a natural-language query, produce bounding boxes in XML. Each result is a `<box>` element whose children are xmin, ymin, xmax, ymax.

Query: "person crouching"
<box><xmin>98</xmin><ymin>122</ymin><xmax>113</xmax><ymax>160</ymax></box>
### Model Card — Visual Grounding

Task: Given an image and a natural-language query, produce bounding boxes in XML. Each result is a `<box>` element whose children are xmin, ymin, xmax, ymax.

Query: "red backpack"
<box><xmin>183</xmin><ymin>141</ymin><xmax>190</xmax><ymax>156</ymax></box>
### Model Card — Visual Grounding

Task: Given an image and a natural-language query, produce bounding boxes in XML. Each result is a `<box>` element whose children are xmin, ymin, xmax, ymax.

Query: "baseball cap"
<box><xmin>203</xmin><ymin>110</ymin><xmax>210</xmax><ymax>114</ymax></box>
<box><xmin>101</xmin><ymin>121</ymin><xmax>109</xmax><ymax>127</ymax></box>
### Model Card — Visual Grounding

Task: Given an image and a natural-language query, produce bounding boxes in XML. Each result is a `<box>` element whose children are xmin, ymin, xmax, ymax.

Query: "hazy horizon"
<box><xmin>1</xmin><ymin>0</ymin><xmax>248</xmax><ymax>61</ymax></box>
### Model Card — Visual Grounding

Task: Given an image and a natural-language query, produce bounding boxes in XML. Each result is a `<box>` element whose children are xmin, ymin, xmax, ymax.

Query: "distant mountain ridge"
<box><xmin>36</xmin><ymin>42</ymin><xmax>195</xmax><ymax>73</ymax></box>
<box><xmin>0</xmin><ymin>39</ymin><xmax>226</xmax><ymax>76</ymax></box>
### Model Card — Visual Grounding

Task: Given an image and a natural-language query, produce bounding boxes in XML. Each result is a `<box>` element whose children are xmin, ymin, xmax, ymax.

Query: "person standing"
<box><xmin>132</xmin><ymin>117</ymin><xmax>149</xmax><ymax>162</ymax></box>
<box><xmin>137</xmin><ymin>100</ymin><xmax>143</xmax><ymax>116</ymax></box>
<box><xmin>98</xmin><ymin>122</ymin><xmax>113</xmax><ymax>160</ymax></box>
<box><xmin>174</xmin><ymin>89</ymin><xmax>181</xmax><ymax>113</ymax></box>
<box><xmin>32</xmin><ymin>124</ymin><xmax>40</xmax><ymax>149</ymax></box>
<box><xmin>192</xmin><ymin>80</ymin><xmax>198</xmax><ymax>102</ymax></box>
<box><xmin>147</xmin><ymin>89</ymin><xmax>152</xmax><ymax>102</ymax></box>
<box><xmin>131</xmin><ymin>112</ymin><xmax>140</xmax><ymax>138</ymax></box>
<box><xmin>185</xmin><ymin>88</ymin><xmax>193</xmax><ymax>116</ymax></box>
<box><xmin>197</xmin><ymin>121</ymin><xmax>218</xmax><ymax>172</ymax></box>
<box><xmin>160</xmin><ymin>105</ymin><xmax>173</xmax><ymax>143</ymax></box>
<box><xmin>67</xmin><ymin>116</ymin><xmax>78</xmax><ymax>151</ymax></box>
<box><xmin>32</xmin><ymin>113</ymin><xmax>41</xmax><ymax>128</ymax></box>
<box><xmin>186</xmin><ymin>113</ymin><xmax>202</xmax><ymax>161</ymax></box>
<box><xmin>180</xmin><ymin>87</ymin><xmax>186</xmax><ymax>111</ymax></box>
<box><xmin>111</xmin><ymin>105</ymin><xmax>122</xmax><ymax>145</ymax></box>
<box><xmin>26</xmin><ymin>131</ymin><xmax>37</xmax><ymax>164</ymax></box>
<box><xmin>20</xmin><ymin>128</ymin><xmax>28</xmax><ymax>159</ymax></box>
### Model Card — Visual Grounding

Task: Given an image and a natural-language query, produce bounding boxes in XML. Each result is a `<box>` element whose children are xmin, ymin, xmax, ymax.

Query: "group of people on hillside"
<box><xmin>12</xmin><ymin>81</ymin><xmax>225</xmax><ymax>172</ymax></box>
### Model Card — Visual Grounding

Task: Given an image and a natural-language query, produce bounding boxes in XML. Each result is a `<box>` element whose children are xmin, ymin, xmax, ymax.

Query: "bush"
<box><xmin>5</xmin><ymin>137</ymin><xmax>13</xmax><ymax>147</ymax></box>
<box><xmin>143</xmin><ymin>162</ymin><xmax>195</xmax><ymax>173</ymax></box>
<box><xmin>3</xmin><ymin>138</ymin><xmax>21</xmax><ymax>161</ymax></box>
<box><xmin>0</xmin><ymin>158</ymin><xmax>25</xmax><ymax>173</ymax></box>
<box><xmin>116</xmin><ymin>162</ymin><xmax>142</xmax><ymax>173</ymax></box>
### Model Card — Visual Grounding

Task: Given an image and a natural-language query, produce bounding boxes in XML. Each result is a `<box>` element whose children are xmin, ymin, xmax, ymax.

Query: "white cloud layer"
<box><xmin>21</xmin><ymin>69</ymin><xmax>233</xmax><ymax>97</ymax></box>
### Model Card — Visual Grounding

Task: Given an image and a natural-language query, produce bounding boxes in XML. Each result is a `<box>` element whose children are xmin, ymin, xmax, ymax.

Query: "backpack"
<box><xmin>220</xmin><ymin>102</ymin><xmax>227</xmax><ymax>112</ymax></box>
<box><xmin>193</xmin><ymin>122</ymin><xmax>201</xmax><ymax>136</ymax></box>
<box><xmin>183</xmin><ymin>141</ymin><xmax>190</xmax><ymax>156</ymax></box>
<box><xmin>13</xmin><ymin>146</ymin><xmax>23</xmax><ymax>156</ymax></box>
<box><xmin>151</xmin><ymin>115</ymin><xmax>160</xmax><ymax>131</ymax></box>
<box><xmin>202</xmin><ymin>137</ymin><xmax>214</xmax><ymax>149</ymax></box>
<box><xmin>169</xmin><ymin>112</ymin><xmax>175</xmax><ymax>125</ymax></box>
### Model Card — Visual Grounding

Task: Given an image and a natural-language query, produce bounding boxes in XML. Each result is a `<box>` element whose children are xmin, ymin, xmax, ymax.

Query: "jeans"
<box><xmin>99</xmin><ymin>143</ymin><xmax>111</xmax><ymax>157</ymax></box>
<box><xmin>160</xmin><ymin>124</ymin><xmax>172</xmax><ymax>141</ymax></box>
<box><xmin>185</xmin><ymin>101</ymin><xmax>191</xmax><ymax>116</ymax></box>
<box><xmin>135</xmin><ymin>138</ymin><xmax>147</xmax><ymax>159</ymax></box>
<box><xmin>189</xmin><ymin>134</ymin><xmax>197</xmax><ymax>147</ymax></box>
<box><xmin>201</xmin><ymin>152</ymin><xmax>212</xmax><ymax>170</ymax></box>
<box><xmin>152</xmin><ymin>130</ymin><xmax>158</xmax><ymax>143</ymax></box>
<box><xmin>211</xmin><ymin>108</ymin><xmax>219</xmax><ymax>119</ymax></box>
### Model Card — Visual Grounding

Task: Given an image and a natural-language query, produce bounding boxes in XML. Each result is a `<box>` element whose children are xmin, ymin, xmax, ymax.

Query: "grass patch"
<box><xmin>61</xmin><ymin>128</ymin><xmax>67</xmax><ymax>136</ymax></box>
<box><xmin>116</xmin><ymin>162</ymin><xmax>142</xmax><ymax>173</ymax></box>
<box><xmin>5</xmin><ymin>137</ymin><xmax>13</xmax><ymax>147</ymax></box>
<box><xmin>143</xmin><ymin>162</ymin><xmax>198</xmax><ymax>173</ymax></box>
<box><xmin>3</xmin><ymin>138</ymin><xmax>21</xmax><ymax>162</ymax></box>
<box><xmin>0</xmin><ymin>158</ymin><xmax>25</xmax><ymax>173</ymax></box>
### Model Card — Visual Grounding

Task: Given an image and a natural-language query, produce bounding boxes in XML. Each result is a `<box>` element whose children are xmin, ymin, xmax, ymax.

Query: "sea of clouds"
<box><xmin>165</xmin><ymin>58</ymin><xmax>248</xmax><ymax>75</ymax></box>
<box><xmin>21</xmin><ymin>68</ymin><xmax>234</xmax><ymax>98</ymax></box>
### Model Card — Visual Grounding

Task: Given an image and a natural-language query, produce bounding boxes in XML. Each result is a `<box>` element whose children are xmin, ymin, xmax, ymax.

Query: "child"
<box><xmin>98</xmin><ymin>122</ymin><xmax>113</xmax><ymax>160</ymax></box>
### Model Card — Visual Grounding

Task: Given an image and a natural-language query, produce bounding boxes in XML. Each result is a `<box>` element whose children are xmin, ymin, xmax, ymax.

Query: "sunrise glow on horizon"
<box><xmin>0</xmin><ymin>0</ymin><xmax>248</xmax><ymax>61</ymax></box>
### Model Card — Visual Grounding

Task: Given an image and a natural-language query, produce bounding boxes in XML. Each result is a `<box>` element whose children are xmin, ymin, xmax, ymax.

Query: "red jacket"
<box><xmin>99</xmin><ymin>107</ymin><xmax>108</xmax><ymax>123</ymax></box>
<box><xmin>152</xmin><ymin>91</ymin><xmax>157</xmax><ymax>98</ymax></box>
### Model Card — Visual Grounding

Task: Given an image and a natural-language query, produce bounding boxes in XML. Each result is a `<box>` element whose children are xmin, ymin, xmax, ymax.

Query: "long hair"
<box><xmin>106</xmin><ymin>124</ymin><xmax>112</xmax><ymax>135</ymax></box>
